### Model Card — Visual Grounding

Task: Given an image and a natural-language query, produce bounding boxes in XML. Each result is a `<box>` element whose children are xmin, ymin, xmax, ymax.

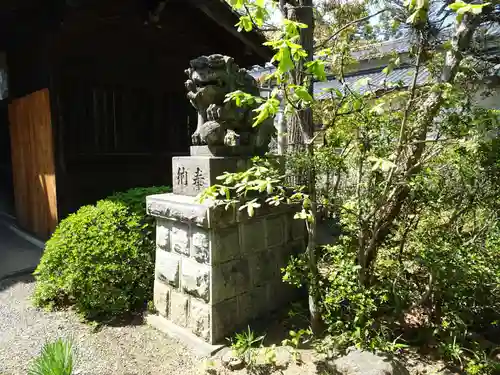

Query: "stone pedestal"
<box><xmin>146</xmin><ymin>151</ymin><xmax>305</xmax><ymax>344</ymax></box>
<box><xmin>172</xmin><ymin>156</ymin><xmax>251</xmax><ymax>197</ymax></box>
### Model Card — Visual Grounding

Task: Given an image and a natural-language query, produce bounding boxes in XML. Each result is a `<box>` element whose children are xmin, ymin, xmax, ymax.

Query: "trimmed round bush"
<box><xmin>33</xmin><ymin>186</ymin><xmax>170</xmax><ymax>320</ymax></box>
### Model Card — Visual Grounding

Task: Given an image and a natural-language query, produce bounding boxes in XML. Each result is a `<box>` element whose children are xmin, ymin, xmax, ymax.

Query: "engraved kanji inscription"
<box><xmin>176</xmin><ymin>167</ymin><xmax>188</xmax><ymax>186</ymax></box>
<box><xmin>192</xmin><ymin>167</ymin><xmax>205</xmax><ymax>190</ymax></box>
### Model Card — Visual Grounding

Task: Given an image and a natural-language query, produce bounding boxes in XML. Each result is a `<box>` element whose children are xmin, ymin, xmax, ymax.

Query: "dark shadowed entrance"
<box><xmin>0</xmin><ymin>98</ymin><xmax>14</xmax><ymax>217</ymax></box>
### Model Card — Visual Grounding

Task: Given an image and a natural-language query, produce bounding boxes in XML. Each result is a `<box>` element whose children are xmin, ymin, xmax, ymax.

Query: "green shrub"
<box><xmin>33</xmin><ymin>186</ymin><xmax>170</xmax><ymax>320</ymax></box>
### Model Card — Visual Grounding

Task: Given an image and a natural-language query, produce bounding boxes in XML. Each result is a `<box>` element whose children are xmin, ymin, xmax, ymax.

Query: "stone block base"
<box><xmin>147</xmin><ymin>193</ymin><xmax>305</xmax><ymax>344</ymax></box>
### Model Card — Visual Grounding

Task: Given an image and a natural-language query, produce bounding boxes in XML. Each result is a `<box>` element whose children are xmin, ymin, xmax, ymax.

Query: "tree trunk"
<box><xmin>289</xmin><ymin>0</ymin><xmax>322</xmax><ymax>333</ymax></box>
<box><xmin>359</xmin><ymin>13</ymin><xmax>482</xmax><ymax>285</ymax></box>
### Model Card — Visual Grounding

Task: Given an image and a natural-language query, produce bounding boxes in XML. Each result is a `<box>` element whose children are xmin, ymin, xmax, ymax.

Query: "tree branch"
<box><xmin>243</xmin><ymin>4</ymin><xmax>280</xmax><ymax>32</ymax></box>
<box><xmin>315</xmin><ymin>8</ymin><xmax>388</xmax><ymax>51</ymax></box>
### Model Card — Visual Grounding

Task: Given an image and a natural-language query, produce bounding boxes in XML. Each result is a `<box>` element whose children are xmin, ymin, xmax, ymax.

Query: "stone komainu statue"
<box><xmin>185</xmin><ymin>54</ymin><xmax>275</xmax><ymax>155</ymax></box>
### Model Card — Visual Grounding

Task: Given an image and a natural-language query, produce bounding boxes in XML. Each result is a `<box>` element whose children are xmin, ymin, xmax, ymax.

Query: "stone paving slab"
<box><xmin>0</xmin><ymin>220</ymin><xmax>43</xmax><ymax>280</ymax></box>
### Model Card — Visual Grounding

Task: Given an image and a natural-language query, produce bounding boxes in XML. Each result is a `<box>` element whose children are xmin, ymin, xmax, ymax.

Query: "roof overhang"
<box><xmin>187</xmin><ymin>0</ymin><xmax>272</xmax><ymax>63</ymax></box>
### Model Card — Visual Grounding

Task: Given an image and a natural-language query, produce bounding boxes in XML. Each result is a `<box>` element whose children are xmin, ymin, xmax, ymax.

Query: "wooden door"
<box><xmin>9</xmin><ymin>89</ymin><xmax>58</xmax><ymax>239</ymax></box>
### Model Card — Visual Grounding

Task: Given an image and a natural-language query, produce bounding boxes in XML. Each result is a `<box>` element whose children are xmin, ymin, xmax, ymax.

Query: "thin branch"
<box><xmin>383</xmin><ymin>43</ymin><xmax>424</xmax><ymax>192</ymax></box>
<box><xmin>315</xmin><ymin>9</ymin><xmax>388</xmax><ymax>50</ymax></box>
<box><xmin>397</xmin><ymin>213</ymin><xmax>420</xmax><ymax>265</ymax></box>
<box><xmin>409</xmin><ymin>271</ymin><xmax>434</xmax><ymax>311</ymax></box>
<box><xmin>407</xmin><ymin>138</ymin><xmax>459</xmax><ymax>145</ymax></box>
<box><xmin>243</xmin><ymin>4</ymin><xmax>280</xmax><ymax>32</ymax></box>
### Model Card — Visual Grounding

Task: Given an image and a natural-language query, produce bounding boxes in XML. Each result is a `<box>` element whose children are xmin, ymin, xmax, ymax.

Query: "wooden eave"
<box><xmin>187</xmin><ymin>0</ymin><xmax>273</xmax><ymax>62</ymax></box>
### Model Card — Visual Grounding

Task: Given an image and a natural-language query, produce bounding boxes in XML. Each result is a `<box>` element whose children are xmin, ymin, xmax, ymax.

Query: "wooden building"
<box><xmin>0</xmin><ymin>0</ymin><xmax>270</xmax><ymax>239</ymax></box>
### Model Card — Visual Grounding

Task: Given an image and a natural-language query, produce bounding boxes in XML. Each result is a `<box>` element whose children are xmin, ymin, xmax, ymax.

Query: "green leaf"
<box><xmin>448</xmin><ymin>0</ymin><xmax>466</xmax><ymax>11</ymax></box>
<box><xmin>253</xmin><ymin>7</ymin><xmax>266</xmax><ymax>26</ymax></box>
<box><xmin>294</xmin><ymin>86</ymin><xmax>313</xmax><ymax>103</ymax></box>
<box><xmin>283</xmin><ymin>19</ymin><xmax>308</xmax><ymax>38</ymax></box>
<box><xmin>353</xmin><ymin>99</ymin><xmax>362</xmax><ymax>111</ymax></box>
<box><xmin>228</xmin><ymin>0</ymin><xmax>245</xmax><ymax>9</ymax></box>
<box><xmin>416</xmin><ymin>0</ymin><xmax>428</xmax><ymax>9</ymax></box>
<box><xmin>252</xmin><ymin>98</ymin><xmax>280</xmax><ymax>127</ymax></box>
<box><xmin>371</xmin><ymin>102</ymin><xmax>386</xmax><ymax>115</ymax></box>
<box><xmin>276</xmin><ymin>47</ymin><xmax>294</xmax><ymax>73</ymax></box>
<box><xmin>470</xmin><ymin>3</ymin><xmax>490</xmax><ymax>14</ymax></box>
<box><xmin>354</xmin><ymin>77</ymin><xmax>371</xmax><ymax>88</ymax></box>
<box><xmin>317</xmin><ymin>48</ymin><xmax>332</xmax><ymax>57</ymax></box>
<box><xmin>406</xmin><ymin>10</ymin><xmax>419</xmax><ymax>24</ymax></box>
<box><xmin>382</xmin><ymin>64</ymin><xmax>394</xmax><ymax>75</ymax></box>
<box><xmin>404</xmin><ymin>0</ymin><xmax>416</xmax><ymax>9</ymax></box>
<box><xmin>236</xmin><ymin>16</ymin><xmax>253</xmax><ymax>32</ymax></box>
<box><xmin>305</xmin><ymin>60</ymin><xmax>326</xmax><ymax>81</ymax></box>
<box><xmin>470</xmin><ymin>5</ymin><xmax>483</xmax><ymax>14</ymax></box>
<box><xmin>368</xmin><ymin>156</ymin><xmax>396</xmax><ymax>172</ymax></box>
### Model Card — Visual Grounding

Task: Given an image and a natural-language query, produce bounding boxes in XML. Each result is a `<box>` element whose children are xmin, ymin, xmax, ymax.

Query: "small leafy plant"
<box><xmin>281</xmin><ymin>328</ymin><xmax>312</xmax><ymax>363</ymax></box>
<box><xmin>28</xmin><ymin>338</ymin><xmax>74</xmax><ymax>375</ymax></box>
<box><xmin>229</xmin><ymin>326</ymin><xmax>266</xmax><ymax>367</ymax></box>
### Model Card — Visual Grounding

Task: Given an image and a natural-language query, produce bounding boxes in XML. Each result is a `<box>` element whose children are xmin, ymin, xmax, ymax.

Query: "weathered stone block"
<box><xmin>172</xmin><ymin>224</ymin><xmax>190</xmax><ymax>255</ymax></box>
<box><xmin>241</xmin><ymin>220</ymin><xmax>266</xmax><ymax>253</ymax></box>
<box><xmin>147</xmin><ymin>193</ymin><xmax>240</xmax><ymax>229</ymax></box>
<box><xmin>188</xmin><ymin>299</ymin><xmax>211</xmax><ymax>342</ymax></box>
<box><xmin>212</xmin><ymin>259</ymin><xmax>250</xmax><ymax>303</ymax></box>
<box><xmin>249</xmin><ymin>250</ymin><xmax>277</xmax><ymax>287</ymax></box>
<box><xmin>155</xmin><ymin>250</ymin><xmax>180</xmax><ymax>287</ymax></box>
<box><xmin>236</xmin><ymin>203</ymin><xmax>272</xmax><ymax>222</ymax></box>
<box><xmin>266</xmin><ymin>281</ymin><xmax>299</xmax><ymax>312</ymax></box>
<box><xmin>291</xmin><ymin>216</ymin><xmax>306</xmax><ymax>240</ymax></box>
<box><xmin>191</xmin><ymin>227</ymin><xmax>210</xmax><ymax>264</ymax></box>
<box><xmin>285</xmin><ymin>215</ymin><xmax>302</xmax><ymax>243</ymax></box>
<box><xmin>272</xmin><ymin>245</ymin><xmax>291</xmax><ymax>273</ymax></box>
<box><xmin>154</xmin><ymin>280</ymin><xmax>170</xmax><ymax>317</ymax></box>
<box><xmin>181</xmin><ymin>259</ymin><xmax>210</xmax><ymax>302</ymax></box>
<box><xmin>329</xmin><ymin>349</ymin><xmax>409</xmax><ymax>375</ymax></box>
<box><xmin>170</xmin><ymin>290</ymin><xmax>189</xmax><ymax>327</ymax></box>
<box><xmin>251</xmin><ymin>285</ymin><xmax>269</xmax><ymax>318</ymax></box>
<box><xmin>240</xmin><ymin>285</ymin><xmax>268</xmax><ymax>321</ymax></box>
<box><xmin>147</xmin><ymin>194</ymin><xmax>209</xmax><ymax>227</ymax></box>
<box><xmin>190</xmin><ymin>145</ymin><xmax>257</xmax><ymax>157</ymax></box>
<box><xmin>236</xmin><ymin>289</ymin><xmax>266</xmax><ymax>324</ymax></box>
<box><xmin>211</xmin><ymin>227</ymin><xmax>240</xmax><ymax>264</ymax></box>
<box><xmin>208</xmin><ymin>204</ymin><xmax>237</xmax><ymax>229</ymax></box>
<box><xmin>172</xmin><ymin>156</ymin><xmax>251</xmax><ymax>197</ymax></box>
<box><xmin>236</xmin><ymin>292</ymin><xmax>252</xmax><ymax>324</ymax></box>
<box><xmin>156</xmin><ymin>219</ymin><xmax>171</xmax><ymax>251</ymax></box>
<box><xmin>266</xmin><ymin>216</ymin><xmax>285</xmax><ymax>247</ymax></box>
<box><xmin>213</xmin><ymin>298</ymin><xmax>238</xmax><ymax>342</ymax></box>
<box><xmin>148</xmin><ymin>190</ymin><xmax>306</xmax><ymax>345</ymax></box>
<box><xmin>289</xmin><ymin>239</ymin><xmax>305</xmax><ymax>257</ymax></box>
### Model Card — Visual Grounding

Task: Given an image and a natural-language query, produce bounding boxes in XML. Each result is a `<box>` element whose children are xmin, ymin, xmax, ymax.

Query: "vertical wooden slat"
<box><xmin>8</xmin><ymin>89</ymin><xmax>58</xmax><ymax>239</ymax></box>
<box><xmin>8</xmin><ymin>99</ymin><xmax>29</xmax><ymax>230</ymax></box>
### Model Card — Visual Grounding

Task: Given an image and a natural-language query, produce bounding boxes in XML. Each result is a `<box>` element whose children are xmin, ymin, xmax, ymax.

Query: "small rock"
<box><xmin>326</xmin><ymin>349</ymin><xmax>409</xmax><ymax>375</ymax></box>
<box><xmin>221</xmin><ymin>350</ymin><xmax>245</xmax><ymax>370</ymax></box>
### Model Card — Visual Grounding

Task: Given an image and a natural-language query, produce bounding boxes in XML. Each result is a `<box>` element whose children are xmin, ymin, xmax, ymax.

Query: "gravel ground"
<box><xmin>1</xmin><ymin>274</ymin><xmax>440</xmax><ymax>375</ymax></box>
<box><xmin>0</xmin><ymin>275</ymin><xmax>202</xmax><ymax>375</ymax></box>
